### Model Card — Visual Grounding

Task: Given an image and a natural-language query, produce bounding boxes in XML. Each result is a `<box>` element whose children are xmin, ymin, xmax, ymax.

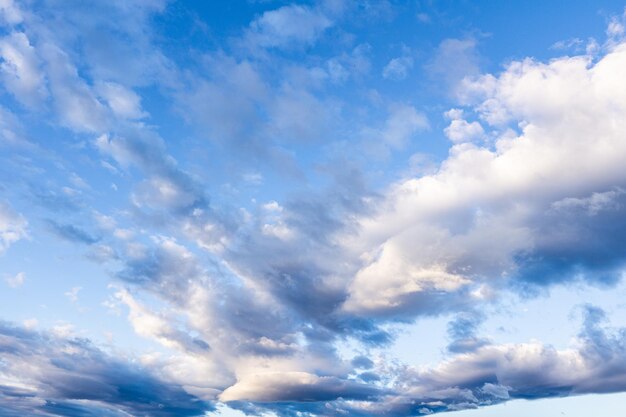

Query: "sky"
<box><xmin>2</xmin><ymin>0</ymin><xmax>626</xmax><ymax>416</ymax></box>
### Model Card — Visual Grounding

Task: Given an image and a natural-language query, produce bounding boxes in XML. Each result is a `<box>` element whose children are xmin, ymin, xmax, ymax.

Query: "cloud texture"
<box><xmin>1</xmin><ymin>1</ymin><xmax>626</xmax><ymax>416</ymax></box>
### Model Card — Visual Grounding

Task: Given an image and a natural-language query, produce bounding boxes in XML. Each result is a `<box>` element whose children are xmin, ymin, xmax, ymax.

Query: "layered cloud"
<box><xmin>0</xmin><ymin>322</ymin><xmax>211</xmax><ymax>416</ymax></box>
<box><xmin>1</xmin><ymin>1</ymin><xmax>626</xmax><ymax>416</ymax></box>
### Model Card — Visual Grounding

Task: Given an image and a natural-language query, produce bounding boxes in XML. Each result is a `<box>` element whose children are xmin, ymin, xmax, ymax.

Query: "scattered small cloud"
<box><xmin>64</xmin><ymin>286</ymin><xmax>82</xmax><ymax>303</ymax></box>
<box><xmin>5</xmin><ymin>271</ymin><xmax>25</xmax><ymax>288</ymax></box>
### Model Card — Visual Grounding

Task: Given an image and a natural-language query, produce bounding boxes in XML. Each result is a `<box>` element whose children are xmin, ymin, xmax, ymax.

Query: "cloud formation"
<box><xmin>0</xmin><ymin>322</ymin><xmax>211</xmax><ymax>416</ymax></box>
<box><xmin>345</xmin><ymin>40</ymin><xmax>626</xmax><ymax>317</ymax></box>
<box><xmin>2</xmin><ymin>1</ymin><xmax>626</xmax><ymax>416</ymax></box>
<box><xmin>0</xmin><ymin>201</ymin><xmax>27</xmax><ymax>253</ymax></box>
<box><xmin>246</xmin><ymin>4</ymin><xmax>333</xmax><ymax>49</ymax></box>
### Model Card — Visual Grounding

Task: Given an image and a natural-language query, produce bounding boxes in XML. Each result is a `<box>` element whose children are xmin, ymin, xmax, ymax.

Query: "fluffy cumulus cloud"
<box><xmin>345</xmin><ymin>40</ymin><xmax>626</xmax><ymax>317</ymax></box>
<box><xmin>2</xmin><ymin>1</ymin><xmax>626</xmax><ymax>416</ymax></box>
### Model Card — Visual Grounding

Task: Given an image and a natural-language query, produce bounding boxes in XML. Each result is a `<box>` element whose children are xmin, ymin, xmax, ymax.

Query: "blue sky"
<box><xmin>2</xmin><ymin>1</ymin><xmax>626</xmax><ymax>416</ymax></box>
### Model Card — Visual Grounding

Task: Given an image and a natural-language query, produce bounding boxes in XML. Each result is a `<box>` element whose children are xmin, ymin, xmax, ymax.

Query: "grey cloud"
<box><xmin>113</xmin><ymin>238</ymin><xmax>301</xmax><ymax>358</ymax></box>
<box><xmin>46</xmin><ymin>220</ymin><xmax>99</xmax><ymax>245</ymax></box>
<box><xmin>6</xmin><ymin>3</ymin><xmax>626</xmax><ymax>417</ymax></box>
<box><xmin>95</xmin><ymin>130</ymin><xmax>234</xmax><ymax>249</ymax></box>
<box><xmin>174</xmin><ymin>53</ymin><xmax>340</xmax><ymax>176</ymax></box>
<box><xmin>115</xmin><ymin>239</ymin><xmax>204</xmax><ymax>304</ymax></box>
<box><xmin>384</xmin><ymin>305</ymin><xmax>626</xmax><ymax>415</ymax></box>
<box><xmin>446</xmin><ymin>311</ymin><xmax>491</xmax><ymax>354</ymax></box>
<box><xmin>227</xmin><ymin>400</ymin><xmax>377</xmax><ymax>417</ymax></box>
<box><xmin>513</xmin><ymin>188</ymin><xmax>626</xmax><ymax>293</ymax></box>
<box><xmin>352</xmin><ymin>355</ymin><xmax>374</xmax><ymax>369</ymax></box>
<box><xmin>104</xmin><ymin>134</ymin><xmax>206</xmax><ymax>214</ymax></box>
<box><xmin>0</xmin><ymin>321</ymin><xmax>212</xmax><ymax>417</ymax></box>
<box><xmin>30</xmin><ymin>185</ymin><xmax>83</xmax><ymax>212</ymax></box>
<box><xmin>0</xmin><ymin>0</ymin><xmax>171</xmax><ymax>139</ymax></box>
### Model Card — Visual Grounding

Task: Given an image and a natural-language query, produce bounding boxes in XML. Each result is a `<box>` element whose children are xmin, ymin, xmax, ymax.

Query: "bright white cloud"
<box><xmin>220</xmin><ymin>371</ymin><xmax>377</xmax><ymax>402</ymax></box>
<box><xmin>444</xmin><ymin>108</ymin><xmax>485</xmax><ymax>143</ymax></box>
<box><xmin>343</xmin><ymin>41</ymin><xmax>626</xmax><ymax>316</ymax></box>
<box><xmin>0</xmin><ymin>202</ymin><xmax>27</xmax><ymax>254</ymax></box>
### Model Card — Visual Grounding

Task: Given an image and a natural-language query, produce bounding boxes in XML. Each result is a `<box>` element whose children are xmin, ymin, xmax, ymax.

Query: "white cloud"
<box><xmin>0</xmin><ymin>32</ymin><xmax>47</xmax><ymax>108</ymax></box>
<box><xmin>64</xmin><ymin>286</ymin><xmax>81</xmax><ymax>303</ymax></box>
<box><xmin>51</xmin><ymin>323</ymin><xmax>75</xmax><ymax>338</ymax></box>
<box><xmin>132</xmin><ymin>176</ymin><xmax>198</xmax><ymax>211</ymax></box>
<box><xmin>267</xmin><ymin>85</ymin><xmax>340</xmax><ymax>143</ymax></box>
<box><xmin>444</xmin><ymin>108</ymin><xmax>485</xmax><ymax>143</ymax></box>
<box><xmin>40</xmin><ymin>43</ymin><xmax>108</xmax><ymax>132</ymax></box>
<box><xmin>343</xmin><ymin>41</ymin><xmax>626</xmax><ymax>316</ymax></box>
<box><xmin>427</xmin><ymin>38</ymin><xmax>481</xmax><ymax>92</ymax></box>
<box><xmin>381</xmin><ymin>104</ymin><xmax>429</xmax><ymax>149</ymax></box>
<box><xmin>326</xmin><ymin>44</ymin><xmax>371</xmax><ymax>83</ymax></box>
<box><xmin>5</xmin><ymin>271</ymin><xmax>25</xmax><ymax>288</ymax></box>
<box><xmin>175</xmin><ymin>57</ymin><xmax>268</xmax><ymax>144</ymax></box>
<box><xmin>344</xmin><ymin>240</ymin><xmax>470</xmax><ymax>313</ymax></box>
<box><xmin>0</xmin><ymin>202</ymin><xmax>27</xmax><ymax>254</ymax></box>
<box><xmin>219</xmin><ymin>371</ymin><xmax>377</xmax><ymax>402</ymax></box>
<box><xmin>607</xmin><ymin>14</ymin><xmax>625</xmax><ymax>40</ymax></box>
<box><xmin>0</xmin><ymin>105</ymin><xmax>25</xmax><ymax>145</ymax></box>
<box><xmin>116</xmin><ymin>288</ymin><xmax>212</xmax><ymax>356</ymax></box>
<box><xmin>247</xmin><ymin>4</ymin><xmax>332</xmax><ymax>49</ymax></box>
<box><xmin>383</xmin><ymin>54</ymin><xmax>413</xmax><ymax>80</ymax></box>
<box><xmin>0</xmin><ymin>0</ymin><xmax>23</xmax><ymax>25</ymax></box>
<box><xmin>261</xmin><ymin>200</ymin><xmax>294</xmax><ymax>240</ymax></box>
<box><xmin>96</xmin><ymin>81</ymin><xmax>147</xmax><ymax>119</ymax></box>
<box><xmin>22</xmin><ymin>318</ymin><xmax>38</xmax><ymax>329</ymax></box>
